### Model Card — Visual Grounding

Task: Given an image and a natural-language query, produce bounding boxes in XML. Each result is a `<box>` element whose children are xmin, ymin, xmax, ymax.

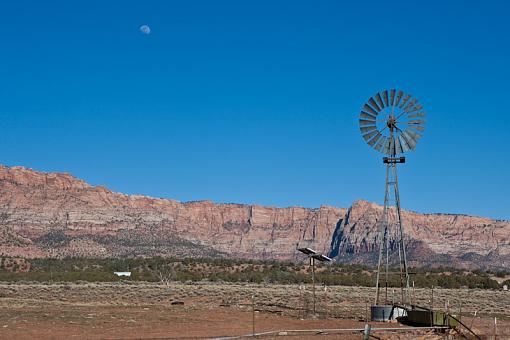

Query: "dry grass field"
<box><xmin>0</xmin><ymin>282</ymin><xmax>508</xmax><ymax>339</ymax></box>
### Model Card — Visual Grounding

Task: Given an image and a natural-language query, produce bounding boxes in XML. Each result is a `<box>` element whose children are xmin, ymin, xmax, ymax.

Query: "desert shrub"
<box><xmin>495</xmin><ymin>270</ymin><xmax>509</xmax><ymax>278</ymax></box>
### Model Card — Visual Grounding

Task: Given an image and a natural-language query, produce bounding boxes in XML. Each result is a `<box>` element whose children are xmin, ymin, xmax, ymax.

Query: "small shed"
<box><xmin>114</xmin><ymin>271</ymin><xmax>132</xmax><ymax>277</ymax></box>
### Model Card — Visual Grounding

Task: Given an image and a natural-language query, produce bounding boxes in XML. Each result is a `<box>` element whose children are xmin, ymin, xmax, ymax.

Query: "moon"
<box><xmin>139</xmin><ymin>25</ymin><xmax>151</xmax><ymax>35</ymax></box>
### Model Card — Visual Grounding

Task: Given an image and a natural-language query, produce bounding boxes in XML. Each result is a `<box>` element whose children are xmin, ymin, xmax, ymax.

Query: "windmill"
<box><xmin>358</xmin><ymin>89</ymin><xmax>426</xmax><ymax>321</ymax></box>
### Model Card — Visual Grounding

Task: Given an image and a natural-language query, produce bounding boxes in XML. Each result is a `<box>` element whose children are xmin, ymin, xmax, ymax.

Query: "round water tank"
<box><xmin>371</xmin><ymin>305</ymin><xmax>407</xmax><ymax>321</ymax></box>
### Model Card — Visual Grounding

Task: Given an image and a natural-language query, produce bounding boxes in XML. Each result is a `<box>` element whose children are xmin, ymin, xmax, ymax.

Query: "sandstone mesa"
<box><xmin>0</xmin><ymin>165</ymin><xmax>508</xmax><ymax>270</ymax></box>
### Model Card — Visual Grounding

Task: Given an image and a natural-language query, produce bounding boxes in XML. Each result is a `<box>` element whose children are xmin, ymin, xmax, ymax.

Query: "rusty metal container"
<box><xmin>407</xmin><ymin>309</ymin><xmax>459</xmax><ymax>327</ymax></box>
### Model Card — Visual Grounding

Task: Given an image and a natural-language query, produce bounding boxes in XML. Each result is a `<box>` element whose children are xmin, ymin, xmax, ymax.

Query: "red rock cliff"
<box><xmin>0</xmin><ymin>165</ymin><xmax>508</xmax><ymax>269</ymax></box>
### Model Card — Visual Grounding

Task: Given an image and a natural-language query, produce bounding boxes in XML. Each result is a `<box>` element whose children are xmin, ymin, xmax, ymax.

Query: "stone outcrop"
<box><xmin>0</xmin><ymin>165</ymin><xmax>508</xmax><ymax>269</ymax></box>
<box><xmin>328</xmin><ymin>200</ymin><xmax>510</xmax><ymax>269</ymax></box>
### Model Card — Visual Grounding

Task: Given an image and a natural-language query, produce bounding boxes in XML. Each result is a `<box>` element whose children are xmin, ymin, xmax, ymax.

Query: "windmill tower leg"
<box><xmin>393</xmin><ymin>166</ymin><xmax>410</xmax><ymax>305</ymax></box>
<box><xmin>374</xmin><ymin>161</ymin><xmax>391</xmax><ymax>306</ymax></box>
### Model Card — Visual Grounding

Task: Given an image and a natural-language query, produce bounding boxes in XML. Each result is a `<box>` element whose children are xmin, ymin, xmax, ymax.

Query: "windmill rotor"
<box><xmin>359</xmin><ymin>89</ymin><xmax>425</xmax><ymax>156</ymax></box>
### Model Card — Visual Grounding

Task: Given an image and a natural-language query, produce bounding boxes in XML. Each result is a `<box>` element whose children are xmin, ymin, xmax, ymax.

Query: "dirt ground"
<box><xmin>0</xmin><ymin>282</ymin><xmax>508</xmax><ymax>339</ymax></box>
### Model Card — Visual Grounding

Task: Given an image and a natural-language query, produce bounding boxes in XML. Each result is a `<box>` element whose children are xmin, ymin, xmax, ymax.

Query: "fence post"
<box><xmin>324</xmin><ymin>285</ymin><xmax>328</xmax><ymax>319</ymax></box>
<box><xmin>297</xmin><ymin>285</ymin><xmax>302</xmax><ymax>319</ymax></box>
<box><xmin>469</xmin><ymin>310</ymin><xmax>477</xmax><ymax>331</ymax></box>
<box><xmin>412</xmin><ymin>280</ymin><xmax>415</xmax><ymax>306</ymax></box>
<box><xmin>430</xmin><ymin>286</ymin><xmax>434</xmax><ymax>327</ymax></box>
<box><xmin>363</xmin><ymin>323</ymin><xmax>371</xmax><ymax>340</ymax></box>
<box><xmin>459</xmin><ymin>299</ymin><xmax>462</xmax><ymax>323</ymax></box>
<box><xmin>252</xmin><ymin>294</ymin><xmax>255</xmax><ymax>336</ymax></box>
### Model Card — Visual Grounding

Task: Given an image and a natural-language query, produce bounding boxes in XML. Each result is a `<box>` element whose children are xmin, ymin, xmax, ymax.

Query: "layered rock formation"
<box><xmin>329</xmin><ymin>200</ymin><xmax>510</xmax><ymax>269</ymax></box>
<box><xmin>0</xmin><ymin>165</ymin><xmax>508</xmax><ymax>269</ymax></box>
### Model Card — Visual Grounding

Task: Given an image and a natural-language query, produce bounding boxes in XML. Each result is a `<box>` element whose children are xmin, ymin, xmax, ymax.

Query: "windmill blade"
<box><xmin>398</xmin><ymin>134</ymin><xmax>411</xmax><ymax>153</ymax></box>
<box><xmin>377</xmin><ymin>137</ymin><xmax>388</xmax><ymax>152</ymax></box>
<box><xmin>412</xmin><ymin>104</ymin><xmax>423</xmax><ymax>112</ymax></box>
<box><xmin>411</xmin><ymin>125</ymin><xmax>426</xmax><ymax>132</ymax></box>
<box><xmin>381</xmin><ymin>137</ymin><xmax>391</xmax><ymax>154</ymax></box>
<box><xmin>394</xmin><ymin>136</ymin><xmax>403</xmax><ymax>154</ymax></box>
<box><xmin>374</xmin><ymin>136</ymin><xmax>386</xmax><ymax>151</ymax></box>
<box><xmin>360</xmin><ymin>111</ymin><xmax>377</xmax><ymax>120</ymax></box>
<box><xmin>403</xmin><ymin>106</ymin><xmax>423</xmax><ymax>117</ymax></box>
<box><xmin>403</xmin><ymin>98</ymin><xmax>418</xmax><ymax>112</ymax></box>
<box><xmin>364</xmin><ymin>104</ymin><xmax>379</xmax><ymax>116</ymax></box>
<box><xmin>362</xmin><ymin>129</ymin><xmax>379</xmax><ymax>141</ymax></box>
<box><xmin>408</xmin><ymin>112</ymin><xmax>425</xmax><ymax>118</ymax></box>
<box><xmin>390</xmin><ymin>136</ymin><xmax>401</xmax><ymax>155</ymax></box>
<box><xmin>368</xmin><ymin>132</ymin><xmax>383</xmax><ymax>147</ymax></box>
<box><xmin>398</xmin><ymin>121</ymin><xmax>425</xmax><ymax>133</ymax></box>
<box><xmin>399</xmin><ymin>94</ymin><xmax>411</xmax><ymax>108</ymax></box>
<box><xmin>369</xmin><ymin>97</ymin><xmax>382</xmax><ymax>112</ymax></box>
<box><xmin>389</xmin><ymin>89</ymin><xmax>396</xmax><ymax>106</ymax></box>
<box><xmin>375</xmin><ymin>93</ymin><xmax>385</xmax><ymax>110</ymax></box>
<box><xmin>402</xmin><ymin>131</ymin><xmax>417</xmax><ymax>150</ymax></box>
<box><xmin>406</xmin><ymin>129</ymin><xmax>422</xmax><ymax>140</ymax></box>
<box><xmin>382</xmin><ymin>138</ymin><xmax>392</xmax><ymax>155</ymax></box>
<box><xmin>394</xmin><ymin>90</ymin><xmax>404</xmax><ymax>107</ymax></box>
<box><xmin>382</xmin><ymin>90</ymin><xmax>389</xmax><ymax>107</ymax></box>
<box><xmin>360</xmin><ymin>125</ymin><xmax>377</xmax><ymax>134</ymax></box>
<box><xmin>407</xmin><ymin>119</ymin><xmax>426</xmax><ymax>125</ymax></box>
<box><xmin>359</xmin><ymin>119</ymin><xmax>376</xmax><ymax>126</ymax></box>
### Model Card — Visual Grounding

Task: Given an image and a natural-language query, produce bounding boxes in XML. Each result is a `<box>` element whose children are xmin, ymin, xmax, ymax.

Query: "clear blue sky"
<box><xmin>1</xmin><ymin>1</ymin><xmax>509</xmax><ymax>220</ymax></box>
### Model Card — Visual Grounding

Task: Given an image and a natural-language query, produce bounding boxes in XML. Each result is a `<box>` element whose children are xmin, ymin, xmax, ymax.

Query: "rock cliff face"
<box><xmin>328</xmin><ymin>200</ymin><xmax>510</xmax><ymax>269</ymax></box>
<box><xmin>0</xmin><ymin>165</ymin><xmax>508</xmax><ymax>269</ymax></box>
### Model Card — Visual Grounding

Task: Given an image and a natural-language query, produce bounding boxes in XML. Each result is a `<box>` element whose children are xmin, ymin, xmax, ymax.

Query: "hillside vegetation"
<box><xmin>0</xmin><ymin>257</ymin><xmax>508</xmax><ymax>289</ymax></box>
